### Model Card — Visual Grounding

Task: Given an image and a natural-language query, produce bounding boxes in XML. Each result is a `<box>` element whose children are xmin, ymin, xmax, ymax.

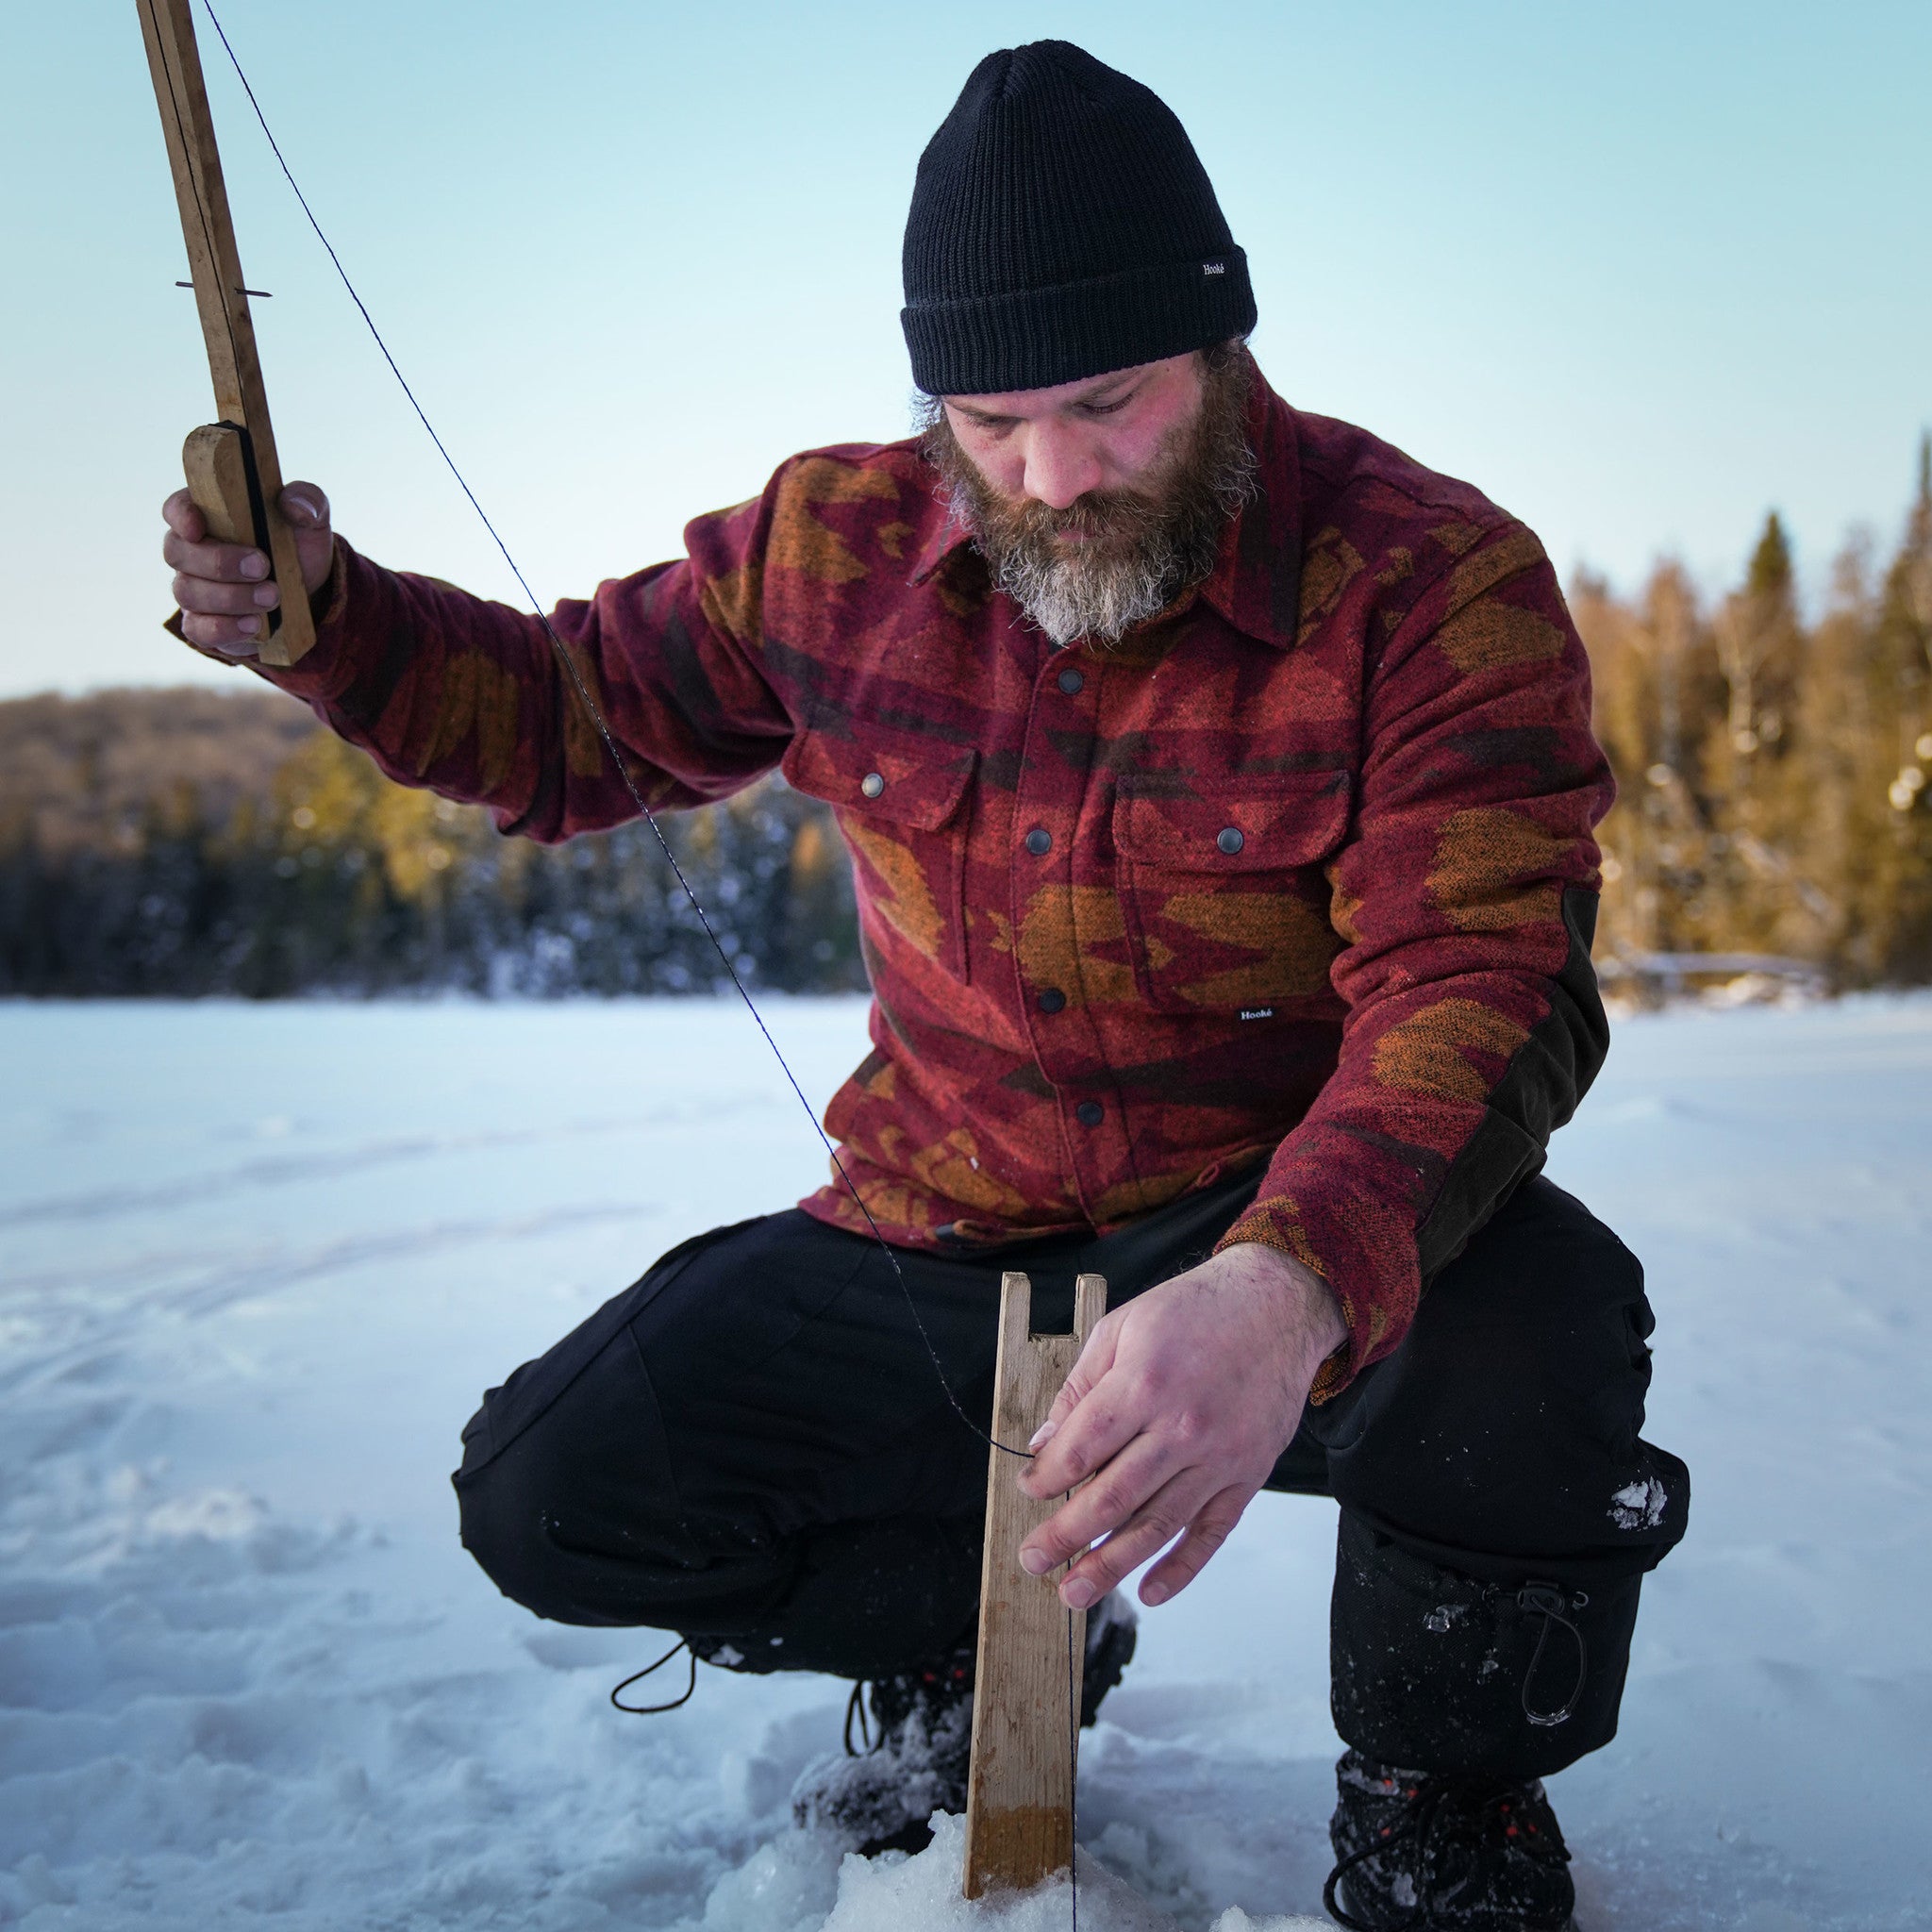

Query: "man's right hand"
<box><xmin>162</xmin><ymin>482</ymin><xmax>335</xmax><ymax>658</ymax></box>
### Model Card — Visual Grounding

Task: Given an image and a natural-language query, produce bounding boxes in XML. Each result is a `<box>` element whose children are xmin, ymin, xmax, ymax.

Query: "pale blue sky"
<box><xmin>5</xmin><ymin>2</ymin><xmax>1927</xmax><ymax>696</ymax></box>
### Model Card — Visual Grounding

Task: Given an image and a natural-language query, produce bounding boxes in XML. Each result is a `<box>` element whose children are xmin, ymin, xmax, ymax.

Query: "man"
<box><xmin>160</xmin><ymin>42</ymin><xmax>1688</xmax><ymax>1930</ymax></box>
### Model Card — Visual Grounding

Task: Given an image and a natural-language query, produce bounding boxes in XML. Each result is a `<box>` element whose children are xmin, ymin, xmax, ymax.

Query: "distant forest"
<box><xmin>3</xmin><ymin>443</ymin><xmax>1928</xmax><ymax>998</ymax></box>
<box><xmin>1578</xmin><ymin>440</ymin><xmax>1932</xmax><ymax>987</ymax></box>
<box><xmin>0</xmin><ymin>686</ymin><xmax>862</xmax><ymax>998</ymax></box>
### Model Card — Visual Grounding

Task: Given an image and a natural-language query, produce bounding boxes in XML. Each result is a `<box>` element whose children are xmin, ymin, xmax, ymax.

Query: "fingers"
<box><xmin>170</xmin><ymin>556</ymin><xmax>281</xmax><ymax>656</ymax></box>
<box><xmin>178</xmin><ymin>608</ymin><xmax>268</xmax><ymax>654</ymax></box>
<box><xmin>159</xmin><ymin>481</ymin><xmax>335</xmax><ymax>643</ymax></box>
<box><xmin>162</xmin><ymin>485</ymin><xmax>280</xmax><ymax>656</ymax></box>
<box><xmin>1020</xmin><ymin>1430</ymin><xmax>1183</xmax><ymax>1575</ymax></box>
<box><xmin>1137</xmin><ymin>1485</ymin><xmax>1253</xmax><ymax>1607</ymax></box>
<box><xmin>171</xmin><ymin>569</ymin><xmax>280</xmax><ymax>617</ymax></box>
<box><xmin>1024</xmin><ymin>1313</ymin><xmax>1121</xmax><ymax>1461</ymax></box>
<box><xmin>162</xmin><ymin>523</ymin><xmax>273</xmax><ymax>588</ymax></box>
<box><xmin>1021</xmin><ymin>1329</ymin><xmax>1147</xmax><ymax>1500</ymax></box>
<box><xmin>1021</xmin><ymin>1381</ymin><xmax>1144</xmax><ymax>1503</ymax></box>
<box><xmin>174</xmin><ymin>574</ymin><xmax>276</xmax><ymax>650</ymax></box>
<box><xmin>161</xmin><ymin>488</ymin><xmax>206</xmax><ymax>542</ymax></box>
<box><xmin>1053</xmin><ymin>1467</ymin><xmax>1228</xmax><ymax>1609</ymax></box>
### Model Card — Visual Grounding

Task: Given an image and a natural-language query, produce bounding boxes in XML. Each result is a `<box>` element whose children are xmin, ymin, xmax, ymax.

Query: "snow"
<box><xmin>1607</xmin><ymin>1477</ymin><xmax>1671</xmax><ymax>1532</ymax></box>
<box><xmin>4</xmin><ymin>993</ymin><xmax>1931</xmax><ymax>1930</ymax></box>
<box><xmin>690</xmin><ymin>1815</ymin><xmax>1311</xmax><ymax>1932</ymax></box>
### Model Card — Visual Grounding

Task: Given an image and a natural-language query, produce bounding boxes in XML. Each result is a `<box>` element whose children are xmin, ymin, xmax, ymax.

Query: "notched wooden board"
<box><xmin>963</xmin><ymin>1269</ymin><xmax>1107</xmax><ymax>1899</ymax></box>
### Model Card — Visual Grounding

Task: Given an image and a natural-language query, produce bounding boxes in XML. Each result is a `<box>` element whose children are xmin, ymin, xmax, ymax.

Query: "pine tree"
<box><xmin>1857</xmin><ymin>434</ymin><xmax>1932</xmax><ymax>976</ymax></box>
<box><xmin>1573</xmin><ymin>441</ymin><xmax>1931</xmax><ymax>991</ymax></box>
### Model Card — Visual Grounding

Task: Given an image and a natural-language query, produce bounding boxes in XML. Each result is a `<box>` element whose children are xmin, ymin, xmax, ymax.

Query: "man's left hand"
<box><xmin>1016</xmin><ymin>1242</ymin><xmax>1347</xmax><ymax>1609</ymax></box>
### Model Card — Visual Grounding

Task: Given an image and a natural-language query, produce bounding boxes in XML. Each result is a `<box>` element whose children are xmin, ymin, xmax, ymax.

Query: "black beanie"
<box><xmin>901</xmin><ymin>41</ymin><xmax>1257</xmax><ymax>396</ymax></box>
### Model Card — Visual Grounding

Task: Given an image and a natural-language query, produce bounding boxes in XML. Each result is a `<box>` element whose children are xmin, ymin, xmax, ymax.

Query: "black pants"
<box><xmin>454</xmin><ymin>1172</ymin><xmax>1688</xmax><ymax>1777</ymax></box>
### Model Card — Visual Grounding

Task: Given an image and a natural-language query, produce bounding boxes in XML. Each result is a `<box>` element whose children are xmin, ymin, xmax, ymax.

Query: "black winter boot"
<box><xmin>1324</xmin><ymin>1750</ymin><xmax>1575</xmax><ymax>1931</ymax></box>
<box><xmin>791</xmin><ymin>1590</ymin><xmax>1137</xmax><ymax>1856</ymax></box>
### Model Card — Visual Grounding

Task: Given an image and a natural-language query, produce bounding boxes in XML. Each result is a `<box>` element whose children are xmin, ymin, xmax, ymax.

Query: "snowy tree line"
<box><xmin>0</xmin><ymin>689</ymin><xmax>863</xmax><ymax>997</ymax></box>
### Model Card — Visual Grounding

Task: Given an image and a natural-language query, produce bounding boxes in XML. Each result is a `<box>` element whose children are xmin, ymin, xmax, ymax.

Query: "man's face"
<box><xmin>924</xmin><ymin>348</ymin><xmax>1255</xmax><ymax>646</ymax></box>
<box><xmin>941</xmin><ymin>354</ymin><xmax>1208</xmax><ymax>511</ymax></box>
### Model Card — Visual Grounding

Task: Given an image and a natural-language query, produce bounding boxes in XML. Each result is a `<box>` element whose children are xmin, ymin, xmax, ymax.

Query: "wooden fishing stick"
<box><xmin>138</xmin><ymin>0</ymin><xmax>314</xmax><ymax>665</ymax></box>
<box><xmin>964</xmin><ymin>1270</ymin><xmax>1108</xmax><ymax>1899</ymax></box>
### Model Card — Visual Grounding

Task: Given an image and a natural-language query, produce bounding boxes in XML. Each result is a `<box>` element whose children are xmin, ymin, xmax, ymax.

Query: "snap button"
<box><xmin>1037</xmin><ymin>987</ymin><xmax>1066</xmax><ymax>1014</ymax></box>
<box><xmin>860</xmin><ymin>772</ymin><xmax>886</xmax><ymax>799</ymax></box>
<box><xmin>1024</xmin><ymin>826</ymin><xmax>1053</xmax><ymax>857</ymax></box>
<box><xmin>1216</xmin><ymin>825</ymin><xmax>1245</xmax><ymax>855</ymax></box>
<box><xmin>1057</xmin><ymin>667</ymin><xmax>1085</xmax><ymax>695</ymax></box>
<box><xmin>1074</xmin><ymin>1100</ymin><xmax>1105</xmax><ymax>1128</ymax></box>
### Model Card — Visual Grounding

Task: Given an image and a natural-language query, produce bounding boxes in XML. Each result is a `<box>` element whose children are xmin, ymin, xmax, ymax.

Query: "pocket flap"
<box><xmin>783</xmin><ymin>733</ymin><xmax>975</xmax><ymax>830</ymax></box>
<box><xmin>1115</xmin><ymin>770</ymin><xmax>1352</xmax><ymax>872</ymax></box>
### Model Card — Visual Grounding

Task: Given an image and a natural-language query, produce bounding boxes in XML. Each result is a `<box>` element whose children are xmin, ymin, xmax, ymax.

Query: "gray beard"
<box><xmin>921</xmin><ymin>347</ymin><xmax>1257</xmax><ymax>648</ymax></box>
<box><xmin>966</xmin><ymin>508</ymin><xmax>1190</xmax><ymax>647</ymax></box>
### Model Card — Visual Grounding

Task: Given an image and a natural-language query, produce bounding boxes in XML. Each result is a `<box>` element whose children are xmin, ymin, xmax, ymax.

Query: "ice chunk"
<box><xmin>799</xmin><ymin>1813</ymin><xmax>1326</xmax><ymax>1932</ymax></box>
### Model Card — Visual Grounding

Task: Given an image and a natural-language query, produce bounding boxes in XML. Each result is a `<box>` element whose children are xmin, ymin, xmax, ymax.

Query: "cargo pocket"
<box><xmin>1114</xmin><ymin>769</ymin><xmax>1352</xmax><ymax>1014</ymax></box>
<box><xmin>784</xmin><ymin>731</ymin><xmax>976</xmax><ymax>980</ymax></box>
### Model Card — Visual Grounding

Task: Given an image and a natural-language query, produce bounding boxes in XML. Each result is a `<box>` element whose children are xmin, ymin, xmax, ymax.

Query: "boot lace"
<box><xmin>843</xmin><ymin>1655</ymin><xmax>974</xmax><ymax>1757</ymax></box>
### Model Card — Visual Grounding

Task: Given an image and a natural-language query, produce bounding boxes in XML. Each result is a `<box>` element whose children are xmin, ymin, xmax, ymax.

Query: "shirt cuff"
<box><xmin>1215</xmin><ymin>1194</ymin><xmax>1360</xmax><ymax>1403</ymax></box>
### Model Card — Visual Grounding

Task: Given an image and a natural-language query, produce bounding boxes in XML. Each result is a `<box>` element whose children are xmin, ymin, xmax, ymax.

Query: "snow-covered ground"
<box><xmin>3</xmin><ymin>994</ymin><xmax>1929</xmax><ymax>1931</ymax></box>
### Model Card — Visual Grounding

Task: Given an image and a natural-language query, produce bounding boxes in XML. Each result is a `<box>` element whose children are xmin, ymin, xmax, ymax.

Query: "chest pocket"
<box><xmin>783</xmin><ymin>732</ymin><xmax>976</xmax><ymax>980</ymax></box>
<box><xmin>1113</xmin><ymin>770</ymin><xmax>1352</xmax><ymax>1014</ymax></box>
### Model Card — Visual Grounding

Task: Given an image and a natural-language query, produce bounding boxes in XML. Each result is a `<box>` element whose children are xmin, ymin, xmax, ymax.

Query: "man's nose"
<box><xmin>1021</xmin><ymin>426</ymin><xmax>1103</xmax><ymax>509</ymax></box>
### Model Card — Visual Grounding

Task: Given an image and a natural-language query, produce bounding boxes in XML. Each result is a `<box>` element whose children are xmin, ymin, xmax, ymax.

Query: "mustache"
<box><xmin>996</xmin><ymin>486</ymin><xmax>1172</xmax><ymax>544</ymax></box>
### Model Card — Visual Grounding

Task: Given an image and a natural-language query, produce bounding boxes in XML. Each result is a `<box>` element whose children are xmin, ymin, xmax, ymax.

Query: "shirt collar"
<box><xmin>907</xmin><ymin>368</ymin><xmax>1303</xmax><ymax>652</ymax></box>
<box><xmin>908</xmin><ymin>499</ymin><xmax>974</xmax><ymax>587</ymax></box>
<box><xmin>1194</xmin><ymin>374</ymin><xmax>1303</xmax><ymax>652</ymax></box>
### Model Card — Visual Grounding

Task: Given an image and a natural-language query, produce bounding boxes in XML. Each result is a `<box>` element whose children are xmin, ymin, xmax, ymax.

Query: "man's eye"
<box><xmin>1078</xmin><ymin>396</ymin><xmax>1133</xmax><ymax>418</ymax></box>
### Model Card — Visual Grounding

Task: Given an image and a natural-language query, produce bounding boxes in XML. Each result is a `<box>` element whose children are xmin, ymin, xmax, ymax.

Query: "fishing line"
<box><xmin>1068</xmin><ymin>1606</ymin><xmax>1081</xmax><ymax>1932</ymax></box>
<box><xmin>195</xmin><ymin>0</ymin><xmax>1031</xmax><ymax>1465</ymax></box>
<box><xmin>194</xmin><ymin>12</ymin><xmax>1087</xmax><ymax>1912</ymax></box>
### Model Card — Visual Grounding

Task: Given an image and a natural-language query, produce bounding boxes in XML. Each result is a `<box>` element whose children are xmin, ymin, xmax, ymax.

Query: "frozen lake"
<box><xmin>3</xmin><ymin>994</ymin><xmax>1929</xmax><ymax>1930</ymax></box>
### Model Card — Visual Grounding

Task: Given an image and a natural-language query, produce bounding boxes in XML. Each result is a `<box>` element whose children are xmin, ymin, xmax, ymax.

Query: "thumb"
<box><xmin>279</xmin><ymin>483</ymin><xmax>330</xmax><ymax>528</ymax></box>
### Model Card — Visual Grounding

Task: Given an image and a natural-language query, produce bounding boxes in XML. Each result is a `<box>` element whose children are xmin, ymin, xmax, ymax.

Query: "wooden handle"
<box><xmin>179</xmin><ymin>424</ymin><xmax>314</xmax><ymax>662</ymax></box>
<box><xmin>962</xmin><ymin>1271</ymin><xmax>1108</xmax><ymax>1899</ymax></box>
<box><xmin>141</xmin><ymin>0</ymin><xmax>314</xmax><ymax>666</ymax></box>
<box><xmin>182</xmin><ymin>424</ymin><xmax>254</xmax><ymax>545</ymax></box>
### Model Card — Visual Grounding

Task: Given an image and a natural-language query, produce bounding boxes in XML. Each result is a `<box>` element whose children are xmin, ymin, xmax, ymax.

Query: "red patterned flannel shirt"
<box><xmin>242</xmin><ymin>370</ymin><xmax>1614</xmax><ymax>1395</ymax></box>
